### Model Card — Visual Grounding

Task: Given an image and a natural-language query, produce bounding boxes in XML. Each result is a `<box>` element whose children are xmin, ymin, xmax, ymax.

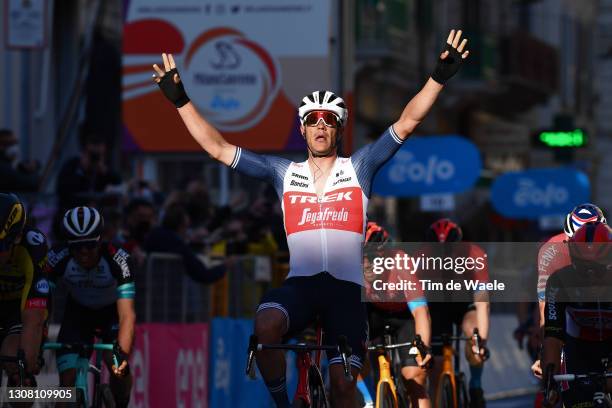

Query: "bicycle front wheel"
<box><xmin>377</xmin><ymin>382</ymin><xmax>397</xmax><ymax>408</ymax></box>
<box><xmin>97</xmin><ymin>384</ymin><xmax>116</xmax><ymax>408</ymax></box>
<box><xmin>308</xmin><ymin>366</ymin><xmax>329</xmax><ymax>408</ymax></box>
<box><xmin>455</xmin><ymin>373</ymin><xmax>469</xmax><ymax>408</ymax></box>
<box><xmin>437</xmin><ymin>374</ymin><xmax>455</xmax><ymax>408</ymax></box>
<box><xmin>76</xmin><ymin>388</ymin><xmax>87</xmax><ymax>408</ymax></box>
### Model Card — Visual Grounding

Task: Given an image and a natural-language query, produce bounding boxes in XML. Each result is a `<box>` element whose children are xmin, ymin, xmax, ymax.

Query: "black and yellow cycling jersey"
<box><xmin>0</xmin><ymin>225</ymin><xmax>50</xmax><ymax>333</ymax></box>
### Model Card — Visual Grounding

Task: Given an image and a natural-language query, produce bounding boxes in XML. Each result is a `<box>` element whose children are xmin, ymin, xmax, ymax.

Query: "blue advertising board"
<box><xmin>209</xmin><ymin>318</ymin><xmax>300</xmax><ymax>407</ymax></box>
<box><xmin>372</xmin><ymin>135</ymin><xmax>482</xmax><ymax>196</ymax></box>
<box><xmin>491</xmin><ymin>168</ymin><xmax>591</xmax><ymax>219</ymax></box>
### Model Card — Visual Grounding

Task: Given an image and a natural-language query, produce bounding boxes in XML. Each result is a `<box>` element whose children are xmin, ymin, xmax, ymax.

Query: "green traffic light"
<box><xmin>539</xmin><ymin>129</ymin><xmax>586</xmax><ymax>147</ymax></box>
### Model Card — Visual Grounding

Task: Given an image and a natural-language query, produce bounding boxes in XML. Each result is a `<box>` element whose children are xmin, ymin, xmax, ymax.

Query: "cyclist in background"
<box><xmin>423</xmin><ymin>219</ymin><xmax>490</xmax><ymax>408</ymax></box>
<box><xmin>153</xmin><ymin>29</ymin><xmax>470</xmax><ymax>407</ymax></box>
<box><xmin>363</xmin><ymin>221</ymin><xmax>433</xmax><ymax>408</ymax></box>
<box><xmin>0</xmin><ymin>193</ymin><xmax>49</xmax><ymax>398</ymax></box>
<box><xmin>542</xmin><ymin>221</ymin><xmax>612</xmax><ymax>408</ymax></box>
<box><xmin>46</xmin><ymin>207</ymin><xmax>135</xmax><ymax>408</ymax></box>
<box><xmin>532</xmin><ymin>203</ymin><xmax>606</xmax><ymax>379</ymax></box>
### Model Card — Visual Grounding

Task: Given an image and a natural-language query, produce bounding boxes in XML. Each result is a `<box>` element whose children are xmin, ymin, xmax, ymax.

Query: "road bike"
<box><xmin>246</xmin><ymin>324</ymin><xmax>353</xmax><ymax>407</ymax></box>
<box><xmin>432</xmin><ymin>328</ymin><xmax>488</xmax><ymax>408</ymax></box>
<box><xmin>366</xmin><ymin>325</ymin><xmax>428</xmax><ymax>408</ymax></box>
<box><xmin>43</xmin><ymin>341</ymin><xmax>120</xmax><ymax>408</ymax></box>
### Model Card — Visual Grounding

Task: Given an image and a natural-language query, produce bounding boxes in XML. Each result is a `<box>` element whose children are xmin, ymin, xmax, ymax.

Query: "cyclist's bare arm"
<box><xmin>152</xmin><ymin>53</ymin><xmax>237</xmax><ymax>166</ymax></box>
<box><xmin>412</xmin><ymin>306</ymin><xmax>432</xmax><ymax>347</ymax></box>
<box><xmin>393</xmin><ymin>29</ymin><xmax>469</xmax><ymax>139</ymax></box>
<box><xmin>541</xmin><ymin>337</ymin><xmax>563</xmax><ymax>374</ymax></box>
<box><xmin>116</xmin><ymin>298</ymin><xmax>136</xmax><ymax>356</ymax></box>
<box><xmin>177</xmin><ymin>103</ymin><xmax>237</xmax><ymax>165</ymax></box>
<box><xmin>21</xmin><ymin>308</ymin><xmax>45</xmax><ymax>373</ymax></box>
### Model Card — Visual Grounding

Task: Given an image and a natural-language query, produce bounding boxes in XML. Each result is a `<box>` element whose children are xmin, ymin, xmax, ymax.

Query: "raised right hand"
<box><xmin>152</xmin><ymin>53</ymin><xmax>191</xmax><ymax>108</ymax></box>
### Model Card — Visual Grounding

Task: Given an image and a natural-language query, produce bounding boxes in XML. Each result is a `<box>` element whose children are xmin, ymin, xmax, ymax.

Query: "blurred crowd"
<box><xmin>0</xmin><ymin>128</ymin><xmax>288</xmax><ymax>283</ymax></box>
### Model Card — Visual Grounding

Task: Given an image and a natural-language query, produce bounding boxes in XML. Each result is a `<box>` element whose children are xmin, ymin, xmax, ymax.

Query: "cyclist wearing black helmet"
<box><xmin>423</xmin><ymin>219</ymin><xmax>490</xmax><ymax>408</ymax></box>
<box><xmin>0</xmin><ymin>193</ymin><xmax>50</xmax><ymax>394</ymax></box>
<box><xmin>46</xmin><ymin>206</ymin><xmax>135</xmax><ymax>408</ymax></box>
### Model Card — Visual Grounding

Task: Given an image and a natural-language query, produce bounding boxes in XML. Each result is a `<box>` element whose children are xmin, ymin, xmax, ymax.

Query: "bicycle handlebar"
<box><xmin>554</xmin><ymin>372</ymin><xmax>612</xmax><ymax>382</ymax></box>
<box><xmin>245</xmin><ymin>334</ymin><xmax>354</xmax><ymax>381</ymax></box>
<box><xmin>43</xmin><ymin>342</ymin><xmax>118</xmax><ymax>367</ymax></box>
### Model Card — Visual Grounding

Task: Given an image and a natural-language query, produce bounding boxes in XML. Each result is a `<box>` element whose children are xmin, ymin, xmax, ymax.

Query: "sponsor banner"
<box><xmin>362</xmin><ymin>242</ymin><xmax>612</xmax><ymax>303</ymax></box>
<box><xmin>122</xmin><ymin>0</ymin><xmax>339</xmax><ymax>152</ymax></box>
<box><xmin>373</xmin><ymin>135</ymin><xmax>482</xmax><ymax>196</ymax></box>
<box><xmin>209</xmin><ymin>318</ymin><xmax>300</xmax><ymax>408</ymax></box>
<box><xmin>491</xmin><ymin>168</ymin><xmax>590</xmax><ymax>219</ymax></box>
<box><xmin>130</xmin><ymin>323</ymin><xmax>209</xmax><ymax>408</ymax></box>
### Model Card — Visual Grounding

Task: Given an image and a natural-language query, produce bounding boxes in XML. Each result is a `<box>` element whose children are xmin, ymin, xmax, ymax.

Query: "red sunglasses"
<box><xmin>303</xmin><ymin>111</ymin><xmax>341</xmax><ymax>128</ymax></box>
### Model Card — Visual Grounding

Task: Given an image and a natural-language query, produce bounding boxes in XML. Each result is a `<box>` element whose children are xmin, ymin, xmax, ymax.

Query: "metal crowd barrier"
<box><xmin>49</xmin><ymin>251</ymin><xmax>289</xmax><ymax>325</ymax></box>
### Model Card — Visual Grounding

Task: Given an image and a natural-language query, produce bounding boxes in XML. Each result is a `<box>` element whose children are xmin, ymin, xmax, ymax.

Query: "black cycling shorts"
<box><xmin>561</xmin><ymin>338</ymin><xmax>612</xmax><ymax>408</ymax></box>
<box><xmin>429</xmin><ymin>302</ymin><xmax>475</xmax><ymax>355</ymax></box>
<box><xmin>56</xmin><ymin>296</ymin><xmax>118</xmax><ymax>372</ymax></box>
<box><xmin>367</xmin><ymin>305</ymin><xmax>418</xmax><ymax>367</ymax></box>
<box><xmin>257</xmin><ymin>272</ymin><xmax>368</xmax><ymax>370</ymax></box>
<box><xmin>0</xmin><ymin>300</ymin><xmax>23</xmax><ymax>343</ymax></box>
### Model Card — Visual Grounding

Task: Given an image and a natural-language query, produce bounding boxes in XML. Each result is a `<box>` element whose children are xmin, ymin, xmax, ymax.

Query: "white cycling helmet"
<box><xmin>298</xmin><ymin>90</ymin><xmax>348</xmax><ymax>127</ymax></box>
<box><xmin>62</xmin><ymin>206</ymin><xmax>103</xmax><ymax>243</ymax></box>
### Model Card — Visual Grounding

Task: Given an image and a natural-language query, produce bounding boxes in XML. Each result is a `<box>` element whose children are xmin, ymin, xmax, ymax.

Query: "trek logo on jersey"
<box><xmin>287</xmin><ymin>191</ymin><xmax>353</xmax><ymax>204</ymax></box>
<box><xmin>283</xmin><ymin>187</ymin><xmax>363</xmax><ymax>235</ymax></box>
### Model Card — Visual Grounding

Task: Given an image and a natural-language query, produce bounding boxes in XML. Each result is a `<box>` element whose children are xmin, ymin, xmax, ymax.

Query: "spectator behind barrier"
<box><xmin>118</xmin><ymin>198</ymin><xmax>156</xmax><ymax>265</ymax></box>
<box><xmin>144</xmin><ymin>203</ymin><xmax>225</xmax><ymax>284</ymax></box>
<box><xmin>55</xmin><ymin>129</ymin><xmax>122</xmax><ymax>211</ymax></box>
<box><xmin>0</xmin><ymin>129</ymin><xmax>40</xmax><ymax>192</ymax></box>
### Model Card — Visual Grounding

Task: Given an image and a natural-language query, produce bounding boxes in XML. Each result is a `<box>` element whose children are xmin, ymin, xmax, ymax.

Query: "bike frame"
<box><xmin>44</xmin><ymin>342</ymin><xmax>115</xmax><ymax>407</ymax></box>
<box><xmin>294</xmin><ymin>325</ymin><xmax>324</xmax><ymax>406</ymax></box>
<box><xmin>435</xmin><ymin>340</ymin><xmax>458</xmax><ymax>408</ymax></box>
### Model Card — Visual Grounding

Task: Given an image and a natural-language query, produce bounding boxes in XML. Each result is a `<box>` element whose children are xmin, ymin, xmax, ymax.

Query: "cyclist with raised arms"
<box><xmin>423</xmin><ymin>219</ymin><xmax>490</xmax><ymax>408</ymax></box>
<box><xmin>153</xmin><ymin>29</ymin><xmax>470</xmax><ymax>407</ymax></box>
<box><xmin>0</xmin><ymin>193</ymin><xmax>49</xmax><ymax>402</ymax></box>
<box><xmin>363</xmin><ymin>221</ymin><xmax>433</xmax><ymax>407</ymax></box>
<box><xmin>542</xmin><ymin>221</ymin><xmax>612</xmax><ymax>408</ymax></box>
<box><xmin>46</xmin><ymin>207</ymin><xmax>135</xmax><ymax>408</ymax></box>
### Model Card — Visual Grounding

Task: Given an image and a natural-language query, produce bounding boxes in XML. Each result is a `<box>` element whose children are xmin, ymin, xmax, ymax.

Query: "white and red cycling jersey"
<box><xmin>537</xmin><ymin>232</ymin><xmax>571</xmax><ymax>301</ymax></box>
<box><xmin>231</xmin><ymin>126</ymin><xmax>405</xmax><ymax>286</ymax></box>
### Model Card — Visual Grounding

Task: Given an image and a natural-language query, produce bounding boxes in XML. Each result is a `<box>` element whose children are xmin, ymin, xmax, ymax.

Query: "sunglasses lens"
<box><xmin>304</xmin><ymin>111</ymin><xmax>339</xmax><ymax>127</ymax></box>
<box><xmin>69</xmin><ymin>241</ymin><xmax>98</xmax><ymax>251</ymax></box>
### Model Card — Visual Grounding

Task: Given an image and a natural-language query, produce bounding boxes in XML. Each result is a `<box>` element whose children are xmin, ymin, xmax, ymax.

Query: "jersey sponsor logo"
<box><xmin>287</xmin><ymin>191</ymin><xmax>353</xmax><ymax>204</ymax></box>
<box><xmin>46</xmin><ymin>248</ymin><xmax>69</xmax><ymax>268</ymax></box>
<box><xmin>26</xmin><ymin>298</ymin><xmax>47</xmax><ymax>309</ymax></box>
<box><xmin>26</xmin><ymin>230</ymin><xmax>45</xmax><ymax>246</ymax></box>
<box><xmin>283</xmin><ymin>187</ymin><xmax>363</xmax><ymax>235</ymax></box>
<box><xmin>291</xmin><ymin>172</ymin><xmax>308</xmax><ymax>181</ymax></box>
<box><xmin>0</xmin><ymin>204</ymin><xmax>23</xmax><ymax>239</ymax></box>
<box><xmin>547</xmin><ymin>287</ymin><xmax>559</xmax><ymax>320</ymax></box>
<box><xmin>290</xmin><ymin>180</ymin><xmax>309</xmax><ymax>188</ymax></box>
<box><xmin>35</xmin><ymin>278</ymin><xmax>50</xmax><ymax>294</ymax></box>
<box><xmin>332</xmin><ymin>177</ymin><xmax>351</xmax><ymax>186</ymax></box>
<box><xmin>298</xmin><ymin>207</ymin><xmax>349</xmax><ymax>226</ymax></box>
<box><xmin>112</xmin><ymin>249</ymin><xmax>131</xmax><ymax>279</ymax></box>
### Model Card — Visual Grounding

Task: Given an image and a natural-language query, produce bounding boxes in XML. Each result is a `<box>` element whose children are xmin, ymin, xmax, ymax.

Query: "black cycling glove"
<box><xmin>431</xmin><ymin>43</ymin><xmax>465</xmax><ymax>85</ymax></box>
<box><xmin>157</xmin><ymin>68</ymin><xmax>190</xmax><ymax>108</ymax></box>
